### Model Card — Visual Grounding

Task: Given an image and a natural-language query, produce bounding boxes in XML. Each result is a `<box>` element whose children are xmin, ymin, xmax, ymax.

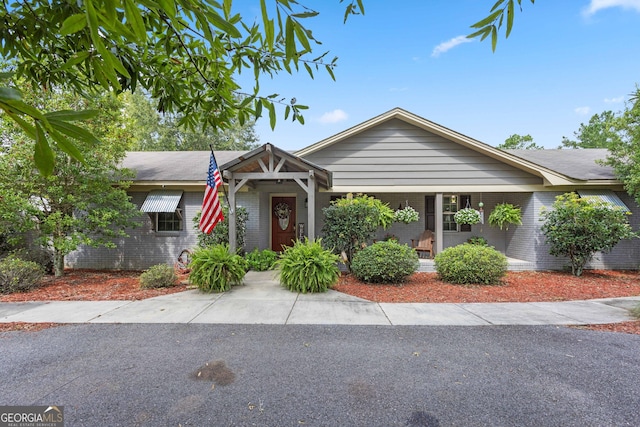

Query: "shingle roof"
<box><xmin>122</xmin><ymin>151</ymin><xmax>247</xmax><ymax>181</ymax></box>
<box><xmin>505</xmin><ymin>149</ymin><xmax>616</xmax><ymax>180</ymax></box>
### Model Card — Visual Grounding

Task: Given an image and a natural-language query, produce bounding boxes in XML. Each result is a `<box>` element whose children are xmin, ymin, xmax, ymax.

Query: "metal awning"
<box><xmin>577</xmin><ymin>190</ymin><xmax>630</xmax><ymax>212</ymax></box>
<box><xmin>140</xmin><ymin>190</ymin><xmax>183</xmax><ymax>213</ymax></box>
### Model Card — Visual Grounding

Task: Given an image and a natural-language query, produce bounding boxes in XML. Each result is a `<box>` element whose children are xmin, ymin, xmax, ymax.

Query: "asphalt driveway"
<box><xmin>1</xmin><ymin>324</ymin><xmax>639</xmax><ymax>426</ymax></box>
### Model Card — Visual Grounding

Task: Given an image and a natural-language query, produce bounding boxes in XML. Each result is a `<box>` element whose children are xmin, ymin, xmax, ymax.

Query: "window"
<box><xmin>443</xmin><ymin>195</ymin><xmax>458</xmax><ymax>231</ymax></box>
<box><xmin>140</xmin><ymin>190</ymin><xmax>184</xmax><ymax>232</ymax></box>
<box><xmin>443</xmin><ymin>194</ymin><xmax>471</xmax><ymax>232</ymax></box>
<box><xmin>156</xmin><ymin>209</ymin><xmax>183</xmax><ymax>231</ymax></box>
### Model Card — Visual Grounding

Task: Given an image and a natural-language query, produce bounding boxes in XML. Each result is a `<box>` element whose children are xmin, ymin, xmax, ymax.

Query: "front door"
<box><xmin>271</xmin><ymin>196</ymin><xmax>296</xmax><ymax>251</ymax></box>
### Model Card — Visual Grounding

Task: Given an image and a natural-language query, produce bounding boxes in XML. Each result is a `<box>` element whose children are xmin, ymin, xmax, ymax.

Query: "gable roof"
<box><xmin>220</xmin><ymin>143</ymin><xmax>332</xmax><ymax>189</ymax></box>
<box><xmin>294</xmin><ymin>108</ymin><xmax>594</xmax><ymax>187</ymax></box>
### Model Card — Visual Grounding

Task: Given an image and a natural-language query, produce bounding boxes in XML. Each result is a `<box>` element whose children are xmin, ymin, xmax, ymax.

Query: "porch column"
<box><xmin>228</xmin><ymin>177</ymin><xmax>236</xmax><ymax>253</ymax></box>
<box><xmin>307</xmin><ymin>171</ymin><xmax>316</xmax><ymax>240</ymax></box>
<box><xmin>435</xmin><ymin>193</ymin><xmax>443</xmax><ymax>255</ymax></box>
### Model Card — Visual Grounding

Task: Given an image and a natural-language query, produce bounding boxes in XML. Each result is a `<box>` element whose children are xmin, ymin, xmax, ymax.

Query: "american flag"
<box><xmin>199</xmin><ymin>153</ymin><xmax>224</xmax><ymax>234</ymax></box>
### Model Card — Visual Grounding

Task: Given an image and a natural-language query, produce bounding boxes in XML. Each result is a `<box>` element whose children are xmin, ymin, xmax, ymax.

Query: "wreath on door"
<box><xmin>274</xmin><ymin>202</ymin><xmax>291</xmax><ymax>230</ymax></box>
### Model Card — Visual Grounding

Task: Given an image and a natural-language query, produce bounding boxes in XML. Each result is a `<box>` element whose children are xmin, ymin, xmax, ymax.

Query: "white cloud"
<box><xmin>575</xmin><ymin>106</ymin><xmax>591</xmax><ymax>115</ymax></box>
<box><xmin>604</xmin><ymin>96</ymin><xmax>624</xmax><ymax>103</ymax></box>
<box><xmin>583</xmin><ymin>0</ymin><xmax>640</xmax><ymax>16</ymax></box>
<box><xmin>318</xmin><ymin>109</ymin><xmax>348</xmax><ymax>124</ymax></box>
<box><xmin>389</xmin><ymin>87</ymin><xmax>409</xmax><ymax>92</ymax></box>
<box><xmin>431</xmin><ymin>35</ymin><xmax>474</xmax><ymax>57</ymax></box>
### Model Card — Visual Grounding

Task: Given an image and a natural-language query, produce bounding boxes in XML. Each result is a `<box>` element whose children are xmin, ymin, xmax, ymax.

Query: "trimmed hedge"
<box><xmin>434</xmin><ymin>243</ymin><xmax>507</xmax><ymax>285</ymax></box>
<box><xmin>350</xmin><ymin>240</ymin><xmax>419</xmax><ymax>284</ymax></box>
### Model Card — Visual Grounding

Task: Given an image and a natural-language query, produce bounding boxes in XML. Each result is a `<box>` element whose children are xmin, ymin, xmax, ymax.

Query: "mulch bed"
<box><xmin>0</xmin><ymin>269</ymin><xmax>189</xmax><ymax>302</ymax></box>
<box><xmin>333</xmin><ymin>270</ymin><xmax>640</xmax><ymax>303</ymax></box>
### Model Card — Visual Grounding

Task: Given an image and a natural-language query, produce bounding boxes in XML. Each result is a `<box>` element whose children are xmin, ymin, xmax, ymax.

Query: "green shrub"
<box><xmin>434</xmin><ymin>243</ymin><xmax>507</xmax><ymax>285</ymax></box>
<box><xmin>245</xmin><ymin>248</ymin><xmax>278</xmax><ymax>271</ymax></box>
<box><xmin>321</xmin><ymin>194</ymin><xmax>394</xmax><ymax>267</ymax></box>
<box><xmin>540</xmin><ymin>192</ymin><xmax>636</xmax><ymax>276</ymax></box>
<box><xmin>350</xmin><ymin>241</ymin><xmax>419</xmax><ymax>284</ymax></box>
<box><xmin>467</xmin><ymin>236</ymin><xmax>488</xmax><ymax>246</ymax></box>
<box><xmin>193</xmin><ymin>206</ymin><xmax>249</xmax><ymax>254</ymax></box>
<box><xmin>276</xmin><ymin>238</ymin><xmax>340</xmax><ymax>293</ymax></box>
<box><xmin>631</xmin><ymin>303</ymin><xmax>640</xmax><ymax>319</ymax></box>
<box><xmin>10</xmin><ymin>246</ymin><xmax>54</xmax><ymax>274</ymax></box>
<box><xmin>139</xmin><ymin>264</ymin><xmax>177</xmax><ymax>288</ymax></box>
<box><xmin>0</xmin><ymin>256</ymin><xmax>45</xmax><ymax>294</ymax></box>
<box><xmin>189</xmin><ymin>244</ymin><xmax>247</xmax><ymax>293</ymax></box>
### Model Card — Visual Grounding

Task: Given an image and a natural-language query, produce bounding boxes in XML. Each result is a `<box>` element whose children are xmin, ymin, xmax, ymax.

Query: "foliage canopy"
<box><xmin>540</xmin><ymin>192</ymin><xmax>636</xmax><ymax>277</ymax></box>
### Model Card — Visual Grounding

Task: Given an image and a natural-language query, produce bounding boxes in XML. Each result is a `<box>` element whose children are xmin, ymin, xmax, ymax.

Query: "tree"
<box><xmin>540</xmin><ymin>192</ymin><xmax>636</xmax><ymax>277</ymax></box>
<box><xmin>0</xmin><ymin>1</ymin><xmax>365</xmax><ymax>175</ymax></box>
<box><xmin>560</xmin><ymin>111</ymin><xmax>621</xmax><ymax>149</ymax></box>
<box><xmin>497</xmin><ymin>134</ymin><xmax>543</xmax><ymax>150</ymax></box>
<box><xmin>0</xmin><ymin>87</ymin><xmax>141</xmax><ymax>276</ymax></box>
<box><xmin>604</xmin><ymin>88</ymin><xmax>640</xmax><ymax>205</ymax></box>
<box><xmin>321</xmin><ymin>194</ymin><xmax>394</xmax><ymax>268</ymax></box>
<box><xmin>123</xmin><ymin>92</ymin><xmax>260</xmax><ymax>151</ymax></box>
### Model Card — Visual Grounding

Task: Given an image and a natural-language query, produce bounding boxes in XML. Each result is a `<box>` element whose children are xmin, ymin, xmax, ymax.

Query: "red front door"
<box><xmin>271</xmin><ymin>196</ymin><xmax>296</xmax><ymax>251</ymax></box>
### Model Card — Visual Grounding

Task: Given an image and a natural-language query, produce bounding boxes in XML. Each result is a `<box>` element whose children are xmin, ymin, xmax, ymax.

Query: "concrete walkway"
<box><xmin>1</xmin><ymin>271</ymin><xmax>638</xmax><ymax>326</ymax></box>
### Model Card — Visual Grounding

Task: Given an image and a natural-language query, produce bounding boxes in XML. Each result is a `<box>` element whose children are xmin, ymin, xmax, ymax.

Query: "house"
<box><xmin>66</xmin><ymin>108</ymin><xmax>640</xmax><ymax>271</ymax></box>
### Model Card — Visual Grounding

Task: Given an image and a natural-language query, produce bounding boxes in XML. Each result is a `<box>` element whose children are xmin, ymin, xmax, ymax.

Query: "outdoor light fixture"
<box><xmin>304</xmin><ymin>198</ymin><xmax>308</xmax><ymax>208</ymax></box>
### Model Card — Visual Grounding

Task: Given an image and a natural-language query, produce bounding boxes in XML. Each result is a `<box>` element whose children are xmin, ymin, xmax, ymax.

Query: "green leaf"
<box><xmin>208</xmin><ymin>11</ymin><xmax>242</xmax><ymax>38</ymax></box>
<box><xmin>261</xmin><ymin>0</ymin><xmax>274</xmax><ymax>49</ymax></box>
<box><xmin>47</xmin><ymin>127</ymin><xmax>86</xmax><ymax>162</ymax></box>
<box><xmin>293</xmin><ymin>21</ymin><xmax>311</xmax><ymax>52</ymax></box>
<box><xmin>2</xmin><ymin>108</ymin><xmax>35</xmax><ymax>138</ymax></box>
<box><xmin>34</xmin><ymin>122</ymin><xmax>54</xmax><ymax>176</ymax></box>
<box><xmin>60</xmin><ymin>14</ymin><xmax>87</xmax><ymax>35</ymax></box>
<box><xmin>491</xmin><ymin>25</ymin><xmax>498</xmax><ymax>52</ymax></box>
<box><xmin>506</xmin><ymin>0</ymin><xmax>515</xmax><ymax>38</ymax></box>
<box><xmin>48</xmin><ymin>119</ymin><xmax>101</xmax><ymax>145</ymax></box>
<box><xmin>285</xmin><ymin>16</ymin><xmax>296</xmax><ymax>63</ymax></box>
<box><xmin>57</xmin><ymin>52</ymin><xmax>91</xmax><ymax>71</ymax></box>
<box><xmin>0</xmin><ymin>87</ymin><xmax>22</xmax><ymax>102</ymax></box>
<box><xmin>124</xmin><ymin>0</ymin><xmax>147</xmax><ymax>42</ymax></box>
<box><xmin>490</xmin><ymin>0</ymin><xmax>507</xmax><ymax>12</ymax></box>
<box><xmin>467</xmin><ymin>27</ymin><xmax>492</xmax><ymax>40</ymax></box>
<box><xmin>470</xmin><ymin>9</ymin><xmax>503</xmax><ymax>29</ymax></box>
<box><xmin>156</xmin><ymin>0</ymin><xmax>176</xmax><ymax>19</ymax></box>
<box><xmin>265</xmin><ymin>100</ymin><xmax>276</xmax><ymax>130</ymax></box>
<box><xmin>3</xmin><ymin>99</ymin><xmax>46</xmax><ymax>120</ymax></box>
<box><xmin>45</xmin><ymin>109</ymin><xmax>99</xmax><ymax>122</ymax></box>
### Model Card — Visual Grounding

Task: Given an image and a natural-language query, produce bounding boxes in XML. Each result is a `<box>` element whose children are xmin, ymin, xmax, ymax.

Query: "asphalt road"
<box><xmin>1</xmin><ymin>324</ymin><xmax>639</xmax><ymax>427</ymax></box>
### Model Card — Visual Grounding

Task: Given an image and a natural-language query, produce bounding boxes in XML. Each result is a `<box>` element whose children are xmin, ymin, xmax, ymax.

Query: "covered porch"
<box><xmin>219</xmin><ymin>143</ymin><xmax>332</xmax><ymax>253</ymax></box>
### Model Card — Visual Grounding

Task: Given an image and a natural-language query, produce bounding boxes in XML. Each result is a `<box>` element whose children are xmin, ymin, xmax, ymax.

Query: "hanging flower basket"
<box><xmin>394</xmin><ymin>205</ymin><xmax>420</xmax><ymax>224</ymax></box>
<box><xmin>454</xmin><ymin>208</ymin><xmax>481</xmax><ymax>225</ymax></box>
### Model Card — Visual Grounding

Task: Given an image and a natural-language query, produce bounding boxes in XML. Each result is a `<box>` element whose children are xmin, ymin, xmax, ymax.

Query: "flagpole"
<box><xmin>209</xmin><ymin>144</ymin><xmax>232</xmax><ymax>212</ymax></box>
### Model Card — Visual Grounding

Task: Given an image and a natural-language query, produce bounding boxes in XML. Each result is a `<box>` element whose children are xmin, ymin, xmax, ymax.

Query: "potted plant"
<box><xmin>488</xmin><ymin>203</ymin><xmax>522</xmax><ymax>230</ymax></box>
<box><xmin>394</xmin><ymin>204</ymin><xmax>420</xmax><ymax>224</ymax></box>
<box><xmin>453</xmin><ymin>207</ymin><xmax>481</xmax><ymax>225</ymax></box>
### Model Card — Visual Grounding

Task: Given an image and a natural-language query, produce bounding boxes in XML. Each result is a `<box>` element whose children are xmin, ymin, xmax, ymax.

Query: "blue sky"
<box><xmin>239</xmin><ymin>1</ymin><xmax>640</xmax><ymax>150</ymax></box>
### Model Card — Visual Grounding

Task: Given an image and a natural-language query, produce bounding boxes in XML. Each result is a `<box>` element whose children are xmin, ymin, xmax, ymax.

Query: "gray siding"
<box><xmin>303</xmin><ymin>119</ymin><xmax>543</xmax><ymax>187</ymax></box>
<box><xmin>66</xmin><ymin>191</ymin><xmax>260</xmax><ymax>270</ymax></box>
